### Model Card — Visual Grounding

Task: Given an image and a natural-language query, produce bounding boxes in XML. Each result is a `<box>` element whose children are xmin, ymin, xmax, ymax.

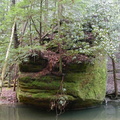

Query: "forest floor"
<box><xmin>0</xmin><ymin>53</ymin><xmax>120</xmax><ymax>105</ymax></box>
<box><xmin>0</xmin><ymin>87</ymin><xmax>17</xmax><ymax>105</ymax></box>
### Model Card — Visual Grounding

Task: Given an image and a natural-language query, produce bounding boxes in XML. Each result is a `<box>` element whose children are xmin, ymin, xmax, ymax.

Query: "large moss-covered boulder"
<box><xmin>17</xmin><ymin>54</ymin><xmax>107</xmax><ymax>110</ymax></box>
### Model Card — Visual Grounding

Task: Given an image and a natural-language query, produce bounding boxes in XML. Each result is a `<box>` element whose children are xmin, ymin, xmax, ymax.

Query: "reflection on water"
<box><xmin>0</xmin><ymin>102</ymin><xmax>120</xmax><ymax>120</ymax></box>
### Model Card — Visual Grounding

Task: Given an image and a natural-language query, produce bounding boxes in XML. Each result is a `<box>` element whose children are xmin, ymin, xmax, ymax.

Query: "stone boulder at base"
<box><xmin>17</xmin><ymin>53</ymin><xmax>107</xmax><ymax>110</ymax></box>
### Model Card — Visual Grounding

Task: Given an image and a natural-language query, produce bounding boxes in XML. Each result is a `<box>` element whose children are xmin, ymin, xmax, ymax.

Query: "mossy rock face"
<box><xmin>19</xmin><ymin>56</ymin><xmax>48</xmax><ymax>72</ymax></box>
<box><xmin>17</xmin><ymin>56</ymin><xmax>107</xmax><ymax>110</ymax></box>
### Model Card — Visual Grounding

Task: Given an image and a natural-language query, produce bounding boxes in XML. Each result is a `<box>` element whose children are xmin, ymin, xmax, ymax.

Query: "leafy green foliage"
<box><xmin>0</xmin><ymin>0</ymin><xmax>120</xmax><ymax>77</ymax></box>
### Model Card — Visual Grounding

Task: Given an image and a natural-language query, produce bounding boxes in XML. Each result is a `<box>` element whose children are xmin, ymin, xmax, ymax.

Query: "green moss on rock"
<box><xmin>19</xmin><ymin>75</ymin><xmax>61</xmax><ymax>90</ymax></box>
<box><xmin>17</xmin><ymin>55</ymin><xmax>107</xmax><ymax>110</ymax></box>
<box><xmin>63</xmin><ymin>63</ymin><xmax>88</xmax><ymax>73</ymax></box>
<box><xmin>19</xmin><ymin>57</ymin><xmax>48</xmax><ymax>72</ymax></box>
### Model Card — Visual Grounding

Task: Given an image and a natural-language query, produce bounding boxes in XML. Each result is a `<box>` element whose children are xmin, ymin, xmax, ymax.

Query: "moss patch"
<box><xmin>19</xmin><ymin>57</ymin><xmax>48</xmax><ymax>72</ymax></box>
<box><xmin>17</xmin><ymin>55</ymin><xmax>107</xmax><ymax>109</ymax></box>
<box><xmin>63</xmin><ymin>62</ymin><xmax>89</xmax><ymax>73</ymax></box>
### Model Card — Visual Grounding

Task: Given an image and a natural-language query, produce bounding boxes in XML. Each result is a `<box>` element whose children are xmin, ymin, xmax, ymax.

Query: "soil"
<box><xmin>0</xmin><ymin>88</ymin><xmax>17</xmax><ymax>105</ymax></box>
<box><xmin>0</xmin><ymin>53</ymin><xmax>120</xmax><ymax>105</ymax></box>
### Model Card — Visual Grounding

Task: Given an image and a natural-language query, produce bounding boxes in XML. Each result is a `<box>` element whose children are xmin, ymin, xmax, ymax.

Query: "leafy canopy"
<box><xmin>0</xmin><ymin>0</ymin><xmax>120</xmax><ymax>74</ymax></box>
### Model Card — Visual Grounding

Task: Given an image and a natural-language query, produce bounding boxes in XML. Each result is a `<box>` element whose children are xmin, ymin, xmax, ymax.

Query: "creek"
<box><xmin>0</xmin><ymin>101</ymin><xmax>120</xmax><ymax>120</ymax></box>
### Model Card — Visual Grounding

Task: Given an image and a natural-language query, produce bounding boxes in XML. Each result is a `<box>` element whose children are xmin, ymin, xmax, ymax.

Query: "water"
<box><xmin>0</xmin><ymin>102</ymin><xmax>120</xmax><ymax>120</ymax></box>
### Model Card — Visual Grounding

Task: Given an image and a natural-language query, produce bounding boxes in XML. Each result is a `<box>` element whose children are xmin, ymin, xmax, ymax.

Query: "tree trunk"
<box><xmin>39</xmin><ymin>0</ymin><xmax>43</xmax><ymax>45</ymax></box>
<box><xmin>14</xmin><ymin>24</ymin><xmax>19</xmax><ymax>48</ymax></box>
<box><xmin>44</xmin><ymin>0</ymin><xmax>48</xmax><ymax>33</ymax></box>
<box><xmin>29</xmin><ymin>20</ymin><xmax>32</xmax><ymax>46</ymax></box>
<box><xmin>12</xmin><ymin>0</ymin><xmax>15</xmax><ymax>4</ymax></box>
<box><xmin>111</xmin><ymin>57</ymin><xmax>118</xmax><ymax>98</ymax></box>
<box><xmin>0</xmin><ymin>22</ymin><xmax>16</xmax><ymax>93</ymax></box>
<box><xmin>12</xmin><ymin>0</ymin><xmax>19</xmax><ymax>48</ymax></box>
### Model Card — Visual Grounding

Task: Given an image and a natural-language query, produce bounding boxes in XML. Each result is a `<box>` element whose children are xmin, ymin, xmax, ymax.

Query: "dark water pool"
<box><xmin>0</xmin><ymin>102</ymin><xmax>120</xmax><ymax>120</ymax></box>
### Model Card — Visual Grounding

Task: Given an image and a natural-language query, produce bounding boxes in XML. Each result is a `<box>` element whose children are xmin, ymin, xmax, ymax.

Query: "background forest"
<box><xmin>0</xmin><ymin>0</ymin><xmax>120</xmax><ymax>91</ymax></box>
